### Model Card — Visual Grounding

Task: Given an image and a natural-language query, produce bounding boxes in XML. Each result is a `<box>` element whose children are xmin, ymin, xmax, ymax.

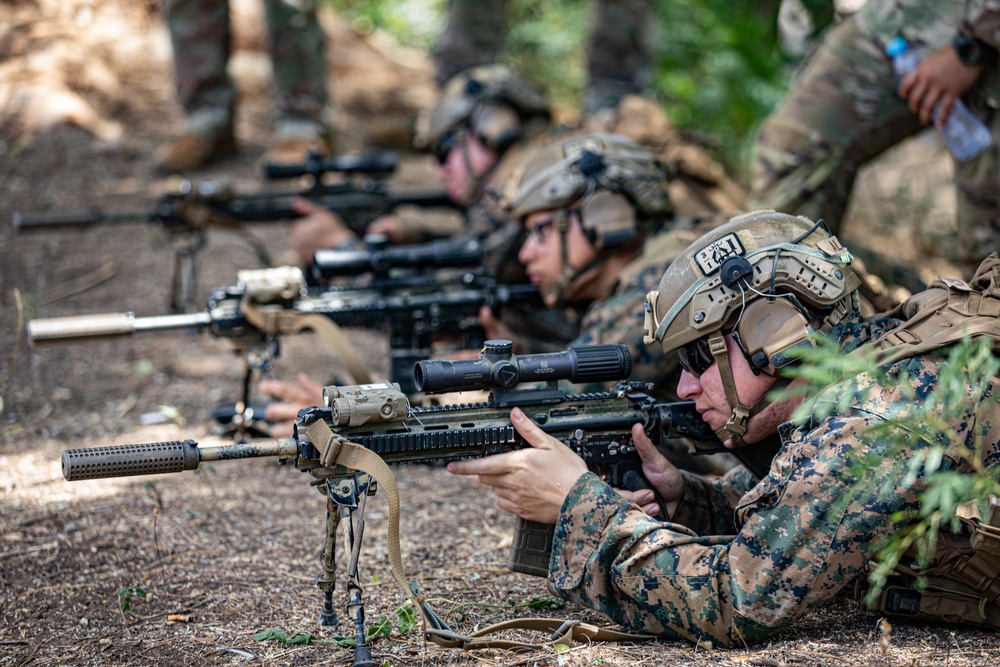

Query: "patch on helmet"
<box><xmin>692</xmin><ymin>232</ymin><xmax>747</xmax><ymax>276</ymax></box>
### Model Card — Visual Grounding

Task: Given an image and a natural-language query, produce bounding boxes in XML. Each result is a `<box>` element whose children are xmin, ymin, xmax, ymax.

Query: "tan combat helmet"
<box><xmin>415</xmin><ymin>65</ymin><xmax>550</xmax><ymax>156</ymax></box>
<box><xmin>495</xmin><ymin>133</ymin><xmax>672</xmax><ymax>304</ymax></box>
<box><xmin>642</xmin><ymin>209</ymin><xmax>861</xmax><ymax>446</ymax></box>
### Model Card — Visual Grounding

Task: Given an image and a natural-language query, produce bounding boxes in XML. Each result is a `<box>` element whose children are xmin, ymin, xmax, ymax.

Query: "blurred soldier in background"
<box><xmin>432</xmin><ymin>0</ymin><xmax>652</xmax><ymax>116</ymax></box>
<box><xmin>155</xmin><ymin>0</ymin><xmax>333</xmax><ymax>173</ymax></box>
<box><xmin>748</xmin><ymin>0</ymin><xmax>1000</xmax><ymax>280</ymax></box>
<box><xmin>286</xmin><ymin>64</ymin><xmax>552</xmax><ymax>280</ymax></box>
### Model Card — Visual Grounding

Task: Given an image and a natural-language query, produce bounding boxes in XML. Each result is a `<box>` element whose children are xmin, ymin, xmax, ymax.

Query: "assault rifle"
<box><xmin>61</xmin><ymin>341</ymin><xmax>717</xmax><ymax>665</ymax></box>
<box><xmin>12</xmin><ymin>151</ymin><xmax>461</xmax><ymax>310</ymax></box>
<box><xmin>27</xmin><ymin>244</ymin><xmax>576</xmax><ymax>436</ymax></box>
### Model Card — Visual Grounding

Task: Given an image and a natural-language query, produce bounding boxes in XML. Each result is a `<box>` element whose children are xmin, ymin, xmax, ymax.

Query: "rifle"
<box><xmin>12</xmin><ymin>151</ymin><xmax>461</xmax><ymax>311</ymax></box>
<box><xmin>27</xmin><ymin>248</ymin><xmax>566</xmax><ymax>436</ymax></box>
<box><xmin>60</xmin><ymin>341</ymin><xmax>717</xmax><ymax>665</ymax></box>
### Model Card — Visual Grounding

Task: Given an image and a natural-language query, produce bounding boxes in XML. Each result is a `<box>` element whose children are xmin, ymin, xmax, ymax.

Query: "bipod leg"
<box><xmin>334</xmin><ymin>474</ymin><xmax>376</xmax><ymax>667</ymax></box>
<box><xmin>316</xmin><ymin>492</ymin><xmax>341</xmax><ymax>627</ymax></box>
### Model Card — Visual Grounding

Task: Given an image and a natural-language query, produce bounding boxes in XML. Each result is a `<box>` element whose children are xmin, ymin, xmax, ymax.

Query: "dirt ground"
<box><xmin>1</xmin><ymin>1</ymin><xmax>996</xmax><ymax>666</ymax></box>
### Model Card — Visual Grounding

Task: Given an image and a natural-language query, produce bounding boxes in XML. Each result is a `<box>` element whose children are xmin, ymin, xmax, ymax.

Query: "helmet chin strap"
<box><xmin>460</xmin><ymin>131</ymin><xmax>499</xmax><ymax>204</ymax></box>
<box><xmin>707</xmin><ymin>332</ymin><xmax>781</xmax><ymax>447</ymax></box>
<box><xmin>543</xmin><ymin>209</ymin><xmax>609</xmax><ymax>307</ymax></box>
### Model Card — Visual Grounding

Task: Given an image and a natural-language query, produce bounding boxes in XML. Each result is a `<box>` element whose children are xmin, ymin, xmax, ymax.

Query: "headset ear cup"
<box><xmin>473</xmin><ymin>103</ymin><xmax>521</xmax><ymax>152</ymax></box>
<box><xmin>736</xmin><ymin>298</ymin><xmax>814</xmax><ymax>375</ymax></box>
<box><xmin>579</xmin><ymin>190</ymin><xmax>636</xmax><ymax>250</ymax></box>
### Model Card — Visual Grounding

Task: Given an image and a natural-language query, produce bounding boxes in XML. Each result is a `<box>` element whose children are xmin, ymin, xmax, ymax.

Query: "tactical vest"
<box><xmin>852</xmin><ymin>253</ymin><xmax>1000</xmax><ymax>630</ymax></box>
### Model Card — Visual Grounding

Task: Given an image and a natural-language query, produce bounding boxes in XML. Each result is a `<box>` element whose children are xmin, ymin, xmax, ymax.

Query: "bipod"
<box><xmin>315</xmin><ymin>471</ymin><xmax>378</xmax><ymax>667</ymax></box>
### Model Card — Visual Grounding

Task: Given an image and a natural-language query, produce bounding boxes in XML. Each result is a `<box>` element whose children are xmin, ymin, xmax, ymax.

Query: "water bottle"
<box><xmin>885</xmin><ymin>35</ymin><xmax>992</xmax><ymax>161</ymax></box>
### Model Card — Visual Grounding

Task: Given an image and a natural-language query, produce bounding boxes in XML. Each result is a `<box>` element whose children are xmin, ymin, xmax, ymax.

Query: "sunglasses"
<box><xmin>434</xmin><ymin>131</ymin><xmax>466</xmax><ymax>165</ymax></box>
<box><xmin>677</xmin><ymin>337</ymin><xmax>715</xmax><ymax>377</ymax></box>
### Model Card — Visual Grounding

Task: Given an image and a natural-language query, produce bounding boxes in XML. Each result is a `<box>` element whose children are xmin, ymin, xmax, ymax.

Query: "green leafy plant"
<box><xmin>254</xmin><ymin>601</ymin><xmax>419</xmax><ymax>648</ymax></box>
<box><xmin>117</xmin><ymin>585</ymin><xmax>147</xmax><ymax>618</ymax></box>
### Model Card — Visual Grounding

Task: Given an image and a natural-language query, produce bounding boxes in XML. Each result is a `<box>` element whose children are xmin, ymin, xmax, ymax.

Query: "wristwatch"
<box><xmin>953</xmin><ymin>32</ymin><xmax>986</xmax><ymax>66</ymax></box>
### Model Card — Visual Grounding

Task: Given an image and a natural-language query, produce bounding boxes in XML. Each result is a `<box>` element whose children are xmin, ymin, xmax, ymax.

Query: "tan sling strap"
<box><xmin>304</xmin><ymin>418</ymin><xmax>657</xmax><ymax>650</ymax></box>
<box><xmin>241</xmin><ymin>300</ymin><xmax>373</xmax><ymax>385</ymax></box>
<box><xmin>852</xmin><ymin>253</ymin><xmax>1000</xmax><ymax>368</ymax></box>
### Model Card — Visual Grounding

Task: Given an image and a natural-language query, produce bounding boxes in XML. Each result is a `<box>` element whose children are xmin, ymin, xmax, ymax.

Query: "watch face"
<box><xmin>954</xmin><ymin>34</ymin><xmax>983</xmax><ymax>65</ymax></box>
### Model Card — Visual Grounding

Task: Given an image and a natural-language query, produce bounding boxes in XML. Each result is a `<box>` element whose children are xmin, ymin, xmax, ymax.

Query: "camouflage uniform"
<box><xmin>548</xmin><ymin>308</ymin><xmax>1000</xmax><ymax>646</ymax></box>
<box><xmin>162</xmin><ymin>0</ymin><xmax>330</xmax><ymax>139</ymax></box>
<box><xmin>748</xmin><ymin>0</ymin><xmax>1000</xmax><ymax>279</ymax></box>
<box><xmin>432</xmin><ymin>0</ymin><xmax>652</xmax><ymax>115</ymax></box>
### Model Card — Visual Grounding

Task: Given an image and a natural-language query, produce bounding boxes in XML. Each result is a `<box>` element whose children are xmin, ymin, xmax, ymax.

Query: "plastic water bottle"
<box><xmin>885</xmin><ymin>35</ymin><xmax>993</xmax><ymax>161</ymax></box>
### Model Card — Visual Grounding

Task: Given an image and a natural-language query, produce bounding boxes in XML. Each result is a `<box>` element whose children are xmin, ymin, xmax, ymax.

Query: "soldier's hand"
<box><xmin>447</xmin><ymin>407</ymin><xmax>588</xmax><ymax>524</ymax></box>
<box><xmin>289</xmin><ymin>196</ymin><xmax>357</xmax><ymax>265</ymax></box>
<box><xmin>614</xmin><ymin>423</ymin><xmax>685</xmax><ymax>519</ymax></box>
<box><xmin>900</xmin><ymin>44</ymin><xmax>982</xmax><ymax>126</ymax></box>
<box><xmin>258</xmin><ymin>373</ymin><xmax>325</xmax><ymax>437</ymax></box>
<box><xmin>478</xmin><ymin>306</ymin><xmax>520</xmax><ymax>346</ymax></box>
<box><xmin>366</xmin><ymin>214</ymin><xmax>426</xmax><ymax>244</ymax></box>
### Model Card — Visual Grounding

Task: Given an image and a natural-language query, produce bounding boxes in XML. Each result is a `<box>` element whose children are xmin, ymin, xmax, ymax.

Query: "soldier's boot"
<box><xmin>260</xmin><ymin>118</ymin><xmax>334</xmax><ymax>166</ymax></box>
<box><xmin>154</xmin><ymin>129</ymin><xmax>236</xmax><ymax>174</ymax></box>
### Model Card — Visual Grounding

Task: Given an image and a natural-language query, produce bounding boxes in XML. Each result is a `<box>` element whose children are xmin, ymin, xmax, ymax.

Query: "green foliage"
<box><xmin>649</xmin><ymin>0</ymin><xmax>795</xmax><ymax>177</ymax></box>
<box><xmin>777</xmin><ymin>334</ymin><xmax>1000</xmax><ymax>603</ymax></box>
<box><xmin>117</xmin><ymin>585</ymin><xmax>147</xmax><ymax>615</ymax></box>
<box><xmin>326</xmin><ymin>0</ymin><xmax>446</xmax><ymax>50</ymax></box>
<box><xmin>503</xmin><ymin>0</ymin><xmax>591</xmax><ymax>114</ymax></box>
<box><xmin>254</xmin><ymin>602</ymin><xmax>418</xmax><ymax>649</ymax></box>
<box><xmin>253</xmin><ymin>627</ymin><xmax>317</xmax><ymax>645</ymax></box>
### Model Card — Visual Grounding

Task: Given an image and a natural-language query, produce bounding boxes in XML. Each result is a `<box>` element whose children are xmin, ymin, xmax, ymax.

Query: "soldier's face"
<box><xmin>517</xmin><ymin>210</ymin><xmax>597</xmax><ymax>306</ymax></box>
<box><xmin>675</xmin><ymin>333</ymin><xmax>780</xmax><ymax>447</ymax></box>
<box><xmin>437</xmin><ymin>132</ymin><xmax>499</xmax><ymax>205</ymax></box>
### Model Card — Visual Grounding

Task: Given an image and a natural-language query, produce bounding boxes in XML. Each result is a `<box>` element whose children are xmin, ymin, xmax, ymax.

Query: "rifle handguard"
<box><xmin>62</xmin><ymin>440</ymin><xmax>201</xmax><ymax>481</ymax></box>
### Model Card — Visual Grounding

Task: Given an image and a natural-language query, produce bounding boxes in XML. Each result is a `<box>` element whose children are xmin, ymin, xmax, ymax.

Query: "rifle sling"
<box><xmin>242</xmin><ymin>301</ymin><xmax>372</xmax><ymax>385</ymax></box>
<box><xmin>305</xmin><ymin>419</ymin><xmax>657</xmax><ymax>651</ymax></box>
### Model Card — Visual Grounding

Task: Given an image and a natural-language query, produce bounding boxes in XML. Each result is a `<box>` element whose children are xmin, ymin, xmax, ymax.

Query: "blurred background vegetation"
<box><xmin>328</xmin><ymin>0</ymin><xmax>845</xmax><ymax>182</ymax></box>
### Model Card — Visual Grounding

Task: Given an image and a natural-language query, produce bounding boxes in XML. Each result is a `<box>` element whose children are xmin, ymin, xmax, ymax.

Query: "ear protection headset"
<box><xmin>718</xmin><ymin>253</ymin><xmax>816</xmax><ymax>377</ymax></box>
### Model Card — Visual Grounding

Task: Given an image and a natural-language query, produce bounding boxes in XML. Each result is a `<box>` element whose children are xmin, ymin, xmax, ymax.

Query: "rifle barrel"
<box><xmin>28</xmin><ymin>311</ymin><xmax>212</xmax><ymax>345</ymax></box>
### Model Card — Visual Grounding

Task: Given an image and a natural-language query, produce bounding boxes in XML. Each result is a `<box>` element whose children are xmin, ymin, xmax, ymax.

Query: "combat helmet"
<box><xmin>496</xmin><ymin>133</ymin><xmax>672</xmax><ymax>304</ymax></box>
<box><xmin>642</xmin><ymin>209</ymin><xmax>861</xmax><ymax>446</ymax></box>
<box><xmin>415</xmin><ymin>65</ymin><xmax>550</xmax><ymax>157</ymax></box>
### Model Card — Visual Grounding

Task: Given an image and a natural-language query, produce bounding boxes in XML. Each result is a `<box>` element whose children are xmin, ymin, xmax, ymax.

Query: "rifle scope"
<box><xmin>312</xmin><ymin>237</ymin><xmax>484</xmax><ymax>278</ymax></box>
<box><xmin>264</xmin><ymin>150</ymin><xmax>398</xmax><ymax>180</ymax></box>
<box><xmin>414</xmin><ymin>340</ymin><xmax>632</xmax><ymax>393</ymax></box>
